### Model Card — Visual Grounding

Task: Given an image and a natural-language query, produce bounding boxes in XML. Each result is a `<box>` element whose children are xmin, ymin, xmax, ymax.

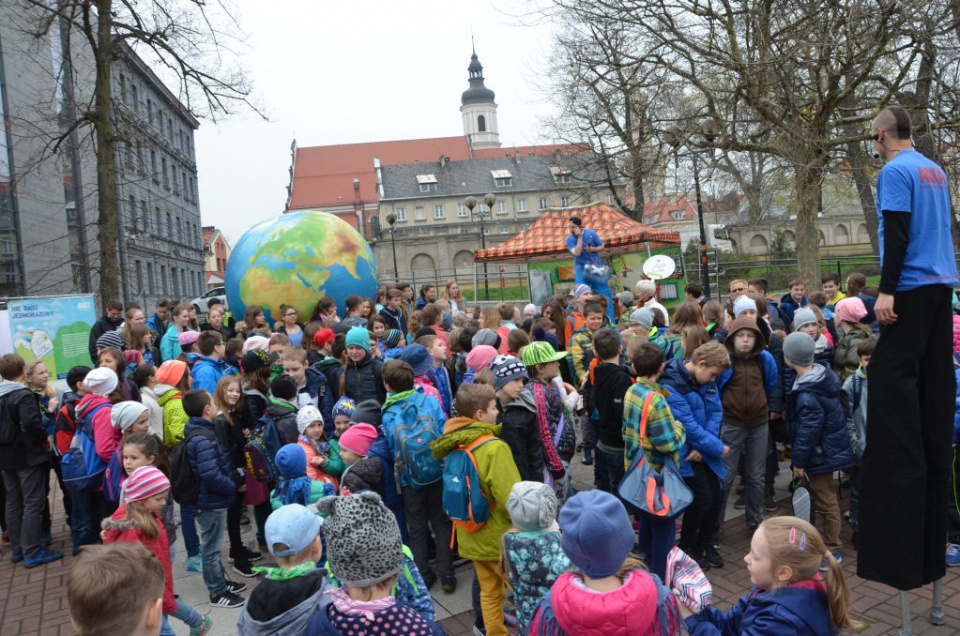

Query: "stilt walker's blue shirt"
<box><xmin>565</xmin><ymin>229</ymin><xmax>603</xmax><ymax>270</ymax></box>
<box><xmin>876</xmin><ymin>149</ymin><xmax>958</xmax><ymax>291</ymax></box>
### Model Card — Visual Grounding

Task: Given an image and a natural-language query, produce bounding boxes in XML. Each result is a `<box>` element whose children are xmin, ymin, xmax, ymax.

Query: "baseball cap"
<box><xmin>520</xmin><ymin>341</ymin><xmax>569</xmax><ymax>367</ymax></box>
<box><xmin>265</xmin><ymin>503</ymin><xmax>323</xmax><ymax>558</ymax></box>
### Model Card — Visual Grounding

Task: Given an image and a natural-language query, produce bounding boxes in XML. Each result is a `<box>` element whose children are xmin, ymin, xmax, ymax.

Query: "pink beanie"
<box><xmin>122</xmin><ymin>466</ymin><xmax>170</xmax><ymax>504</ymax></box>
<box><xmin>466</xmin><ymin>345</ymin><xmax>498</xmax><ymax>372</ymax></box>
<box><xmin>339</xmin><ymin>423</ymin><xmax>378</xmax><ymax>457</ymax></box>
<box><xmin>835</xmin><ymin>297</ymin><xmax>867</xmax><ymax>325</ymax></box>
<box><xmin>178</xmin><ymin>330</ymin><xmax>200</xmax><ymax>346</ymax></box>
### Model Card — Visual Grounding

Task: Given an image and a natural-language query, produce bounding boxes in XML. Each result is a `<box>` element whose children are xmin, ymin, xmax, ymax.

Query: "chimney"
<box><xmin>353</xmin><ymin>179</ymin><xmax>365</xmax><ymax>238</ymax></box>
<box><xmin>439</xmin><ymin>155</ymin><xmax>447</xmax><ymax>168</ymax></box>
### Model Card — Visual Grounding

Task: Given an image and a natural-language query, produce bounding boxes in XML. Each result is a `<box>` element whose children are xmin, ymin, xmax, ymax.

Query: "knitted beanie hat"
<box><xmin>332</xmin><ymin>396</ymin><xmax>357</xmax><ymax>419</ymax></box>
<box><xmin>471</xmin><ymin>328</ymin><xmax>499</xmax><ymax>349</ymax></box>
<box><xmin>792</xmin><ymin>307</ymin><xmax>819</xmax><ymax>331</ymax></box>
<box><xmin>178</xmin><ymin>330</ymin><xmax>200</xmax><ymax>347</ymax></box>
<box><xmin>111</xmin><ymin>401</ymin><xmax>148</xmax><ymax>432</ymax></box>
<box><xmin>783</xmin><ymin>331</ymin><xmax>816</xmax><ymax>367</ymax></box>
<box><xmin>296</xmin><ymin>405</ymin><xmax>323</xmax><ymax>435</ymax></box>
<box><xmin>506</xmin><ymin>481</ymin><xmax>558</xmax><ymax>532</ymax></box>
<box><xmin>155</xmin><ymin>360</ymin><xmax>187</xmax><ymax>387</ymax></box>
<box><xmin>629</xmin><ymin>307</ymin><xmax>654</xmax><ymax>330</ymax></box>
<box><xmin>123</xmin><ymin>350</ymin><xmax>142</xmax><ymax>366</ymax></box>
<box><xmin>275</xmin><ymin>444</ymin><xmax>308</xmax><ymax>479</ymax></box>
<box><xmin>83</xmin><ymin>367</ymin><xmax>118</xmax><ymax>396</ymax></box>
<box><xmin>835</xmin><ymin>297</ymin><xmax>868</xmax><ymax>324</ymax></box>
<box><xmin>345</xmin><ymin>326</ymin><xmax>370</xmax><ymax>352</ymax></box>
<box><xmin>338</xmin><ymin>423</ymin><xmax>378</xmax><ymax>457</ymax></box>
<box><xmin>560</xmin><ymin>490</ymin><xmax>635</xmax><ymax>578</ymax></box>
<box><xmin>349</xmin><ymin>400</ymin><xmax>382</xmax><ymax>427</ymax></box>
<box><xmin>382</xmin><ymin>329</ymin><xmax>403</xmax><ymax>349</ymax></box>
<box><xmin>96</xmin><ymin>331</ymin><xmax>124</xmax><ymax>351</ymax></box>
<box><xmin>465</xmin><ymin>345</ymin><xmax>498</xmax><ymax>372</ymax></box>
<box><xmin>316</xmin><ymin>492</ymin><xmax>402</xmax><ymax>588</ymax></box>
<box><xmin>313</xmin><ymin>328</ymin><xmax>335</xmax><ymax>348</ymax></box>
<box><xmin>523</xmin><ymin>303</ymin><xmax>538</xmax><ymax>317</ymax></box>
<box><xmin>491</xmin><ymin>355</ymin><xmax>528</xmax><ymax>391</ymax></box>
<box><xmin>733</xmin><ymin>296</ymin><xmax>757</xmax><ymax>318</ymax></box>
<box><xmin>242</xmin><ymin>335</ymin><xmax>271</xmax><ymax>354</ymax></box>
<box><xmin>121</xmin><ymin>466</ymin><xmax>169</xmax><ymax>504</ymax></box>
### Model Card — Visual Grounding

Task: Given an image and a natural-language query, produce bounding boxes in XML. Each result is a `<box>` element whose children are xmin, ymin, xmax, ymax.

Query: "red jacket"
<box><xmin>102</xmin><ymin>506</ymin><xmax>176</xmax><ymax>613</ymax></box>
<box><xmin>75</xmin><ymin>393</ymin><xmax>118</xmax><ymax>463</ymax></box>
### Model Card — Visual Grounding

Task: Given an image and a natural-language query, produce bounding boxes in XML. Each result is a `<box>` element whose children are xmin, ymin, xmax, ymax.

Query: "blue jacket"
<box><xmin>778</xmin><ymin>293</ymin><xmax>808</xmax><ymax>329</ymax></box>
<box><xmin>185</xmin><ymin>416</ymin><xmax>237</xmax><ymax>510</ymax></box>
<box><xmin>302</xmin><ymin>367</ymin><xmax>335</xmax><ymax>436</ymax></box>
<box><xmin>782</xmin><ymin>343</ymin><xmax>835</xmax><ymax>427</ymax></box>
<box><xmin>381</xmin><ymin>389</ymin><xmax>446</xmax><ymax>489</ymax></box>
<box><xmin>789</xmin><ymin>365</ymin><xmax>853</xmax><ymax>474</ymax></box>
<box><xmin>659</xmin><ymin>358</ymin><xmax>725</xmax><ymax>480</ymax></box>
<box><xmin>685</xmin><ymin>585</ymin><xmax>836</xmax><ymax>635</ymax></box>
<box><xmin>191</xmin><ymin>356</ymin><xmax>236</xmax><ymax>395</ymax></box>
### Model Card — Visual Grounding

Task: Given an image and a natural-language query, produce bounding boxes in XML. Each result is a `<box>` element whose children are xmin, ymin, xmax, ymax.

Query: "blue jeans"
<box><xmin>639</xmin><ymin>514</ymin><xmax>675</xmax><ymax>582</ymax></box>
<box><xmin>69</xmin><ymin>489</ymin><xmax>102</xmax><ymax>554</ymax></box>
<box><xmin>161</xmin><ymin>600</ymin><xmax>203</xmax><ymax>634</ymax></box>
<box><xmin>196</xmin><ymin>508</ymin><xmax>228</xmax><ymax>596</ymax></box>
<box><xmin>180</xmin><ymin>504</ymin><xmax>200</xmax><ymax>557</ymax></box>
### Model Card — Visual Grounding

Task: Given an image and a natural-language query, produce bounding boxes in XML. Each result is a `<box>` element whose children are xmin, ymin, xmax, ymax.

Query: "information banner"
<box><xmin>8</xmin><ymin>295</ymin><xmax>97</xmax><ymax>379</ymax></box>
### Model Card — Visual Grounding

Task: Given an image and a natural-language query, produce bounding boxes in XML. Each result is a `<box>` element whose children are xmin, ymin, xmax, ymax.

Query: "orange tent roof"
<box><xmin>474</xmin><ymin>202</ymin><xmax>680</xmax><ymax>262</ymax></box>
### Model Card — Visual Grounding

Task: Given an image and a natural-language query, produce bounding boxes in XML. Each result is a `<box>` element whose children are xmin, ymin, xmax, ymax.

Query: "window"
<box><xmin>499</xmin><ymin>225</ymin><xmax>511</xmax><ymax>234</ymax></box>
<box><xmin>147</xmin><ymin>99</ymin><xmax>154</xmax><ymax>125</ymax></box>
<box><xmin>150</xmin><ymin>150</ymin><xmax>158</xmax><ymax>183</ymax></box>
<box><xmin>119</xmin><ymin>74</ymin><xmax>127</xmax><ymax>103</ymax></box>
<box><xmin>561</xmin><ymin>196</ymin><xmax>570</xmax><ymax>207</ymax></box>
<box><xmin>128</xmin><ymin>195</ymin><xmax>136</xmax><ymax>227</ymax></box>
<box><xmin>483</xmin><ymin>227</ymin><xmax>491</xmax><ymax>235</ymax></box>
<box><xmin>176</xmin><ymin>216</ymin><xmax>182</xmax><ymax>242</ymax></box>
<box><xmin>477</xmin><ymin>203</ymin><xmax>488</xmax><ymax>214</ymax></box>
<box><xmin>125</xmin><ymin>143</ymin><xmax>135</xmax><ymax>170</ymax></box>
<box><xmin>419</xmin><ymin>182</ymin><xmax>437</xmax><ymax>193</ymax></box>
<box><xmin>395</xmin><ymin>207</ymin><xmax>406</xmax><ymax>221</ymax></box>
<box><xmin>135</xmin><ymin>260</ymin><xmax>142</xmax><ymax>292</ymax></box>
<box><xmin>497</xmin><ymin>201</ymin><xmax>507</xmax><ymax>214</ymax></box>
<box><xmin>539</xmin><ymin>197</ymin><xmax>548</xmax><ymax>211</ymax></box>
<box><xmin>494</xmin><ymin>177</ymin><xmax>512</xmax><ymax>187</ymax></box>
<box><xmin>2</xmin><ymin>239</ymin><xmax>12</xmax><ymax>255</ymax></box>
<box><xmin>161</xmin><ymin>156</ymin><xmax>169</xmax><ymax>189</ymax></box>
<box><xmin>183</xmin><ymin>173</ymin><xmax>189</xmax><ymax>202</ymax></box>
<box><xmin>414</xmin><ymin>206</ymin><xmax>425</xmax><ymax>221</ymax></box>
<box><xmin>459</xmin><ymin>227</ymin><xmax>473</xmax><ymax>235</ymax></box>
<box><xmin>457</xmin><ymin>204</ymin><xmax>468</xmax><ymax>218</ymax></box>
<box><xmin>136</xmin><ymin>142</ymin><xmax>144</xmax><ymax>174</ymax></box>
<box><xmin>160</xmin><ymin>265</ymin><xmax>167</xmax><ymax>294</ymax></box>
<box><xmin>671</xmin><ymin>210</ymin><xmax>685</xmax><ymax>221</ymax></box>
<box><xmin>171</xmin><ymin>267</ymin><xmax>178</xmax><ymax>297</ymax></box>
<box><xmin>131</xmin><ymin>85</ymin><xmax>139</xmax><ymax>112</ymax></box>
<box><xmin>166</xmin><ymin>212</ymin><xmax>172</xmax><ymax>236</ymax></box>
<box><xmin>417</xmin><ymin>174</ymin><xmax>437</xmax><ymax>193</ymax></box>
<box><xmin>520</xmin><ymin>224</ymin><xmax>530</xmax><ymax>232</ymax></box>
<box><xmin>434</xmin><ymin>204</ymin><xmax>445</xmax><ymax>219</ymax></box>
<box><xmin>517</xmin><ymin>198</ymin><xmax>527</xmax><ymax>212</ymax></box>
<box><xmin>181</xmin><ymin>270</ymin><xmax>187</xmax><ymax>296</ymax></box>
<box><xmin>607</xmin><ymin>194</ymin><xmax>615</xmax><ymax>205</ymax></box>
<box><xmin>478</xmin><ymin>115</ymin><xmax>486</xmax><ymax>132</ymax></box>
<box><xmin>551</xmin><ymin>166</ymin><xmax>572</xmax><ymax>184</ymax></box>
<box><xmin>140</xmin><ymin>200</ymin><xmax>147</xmax><ymax>231</ymax></box>
<box><xmin>146</xmin><ymin>262</ymin><xmax>154</xmax><ymax>294</ymax></box>
<box><xmin>558</xmin><ymin>173</ymin><xmax>571</xmax><ymax>184</ymax></box>
<box><xmin>4</xmin><ymin>265</ymin><xmax>16</xmax><ymax>284</ymax></box>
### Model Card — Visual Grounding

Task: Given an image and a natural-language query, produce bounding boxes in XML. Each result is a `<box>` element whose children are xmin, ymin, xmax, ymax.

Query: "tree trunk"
<box><xmin>94</xmin><ymin>0</ymin><xmax>120</xmax><ymax>309</ymax></box>
<box><xmin>844</xmin><ymin>139</ymin><xmax>880</xmax><ymax>255</ymax></box>
<box><xmin>793</xmin><ymin>158</ymin><xmax>823</xmax><ymax>288</ymax></box>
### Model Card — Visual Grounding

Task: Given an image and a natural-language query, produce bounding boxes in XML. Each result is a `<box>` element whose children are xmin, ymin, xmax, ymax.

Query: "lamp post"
<box><xmin>465</xmin><ymin>194</ymin><xmax>494</xmax><ymax>300</ymax></box>
<box><xmin>665</xmin><ymin>119</ymin><xmax>717</xmax><ymax>300</ymax></box>
<box><xmin>386</xmin><ymin>213</ymin><xmax>399</xmax><ymax>283</ymax></box>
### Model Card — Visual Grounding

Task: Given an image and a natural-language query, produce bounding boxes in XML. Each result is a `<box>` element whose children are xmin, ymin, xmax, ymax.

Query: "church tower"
<box><xmin>460</xmin><ymin>46</ymin><xmax>501</xmax><ymax>150</ymax></box>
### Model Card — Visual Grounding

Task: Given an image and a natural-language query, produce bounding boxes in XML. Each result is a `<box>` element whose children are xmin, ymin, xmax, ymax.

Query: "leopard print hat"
<box><xmin>317</xmin><ymin>492</ymin><xmax>403</xmax><ymax>588</ymax></box>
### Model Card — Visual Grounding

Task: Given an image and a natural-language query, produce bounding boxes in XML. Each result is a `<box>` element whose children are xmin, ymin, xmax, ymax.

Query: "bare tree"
<box><xmin>16</xmin><ymin>0</ymin><xmax>259</xmax><ymax>309</ymax></box>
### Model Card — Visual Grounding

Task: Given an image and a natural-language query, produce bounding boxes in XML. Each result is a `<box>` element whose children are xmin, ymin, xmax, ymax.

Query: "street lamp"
<box><xmin>465</xmin><ymin>194</ymin><xmax>495</xmax><ymax>300</ymax></box>
<box><xmin>386</xmin><ymin>213</ymin><xmax>399</xmax><ymax>283</ymax></box>
<box><xmin>665</xmin><ymin>119</ymin><xmax>718</xmax><ymax>300</ymax></box>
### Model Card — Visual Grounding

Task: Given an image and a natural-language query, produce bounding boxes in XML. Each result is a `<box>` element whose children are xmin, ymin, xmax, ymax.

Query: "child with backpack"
<box><xmin>180</xmin><ymin>389</ymin><xmax>245</xmax><ymax>608</ymax></box>
<box><xmin>380</xmin><ymin>359</ymin><xmax>454</xmax><ymax>593</ymax></box>
<box><xmin>500</xmin><ymin>481</ymin><xmax>570</xmax><ymax>634</ymax></box>
<box><xmin>307</xmin><ymin>493</ymin><xmax>446</xmax><ymax>635</ymax></box>
<box><xmin>270</xmin><ymin>444</ymin><xmax>334</xmax><ymax>509</ymax></box>
<box><xmin>528</xmin><ymin>490</ymin><xmax>682</xmax><ymax>636</ymax></box>
<box><xmin>495</xmin><ymin>355</ymin><xmax>544</xmax><ymax>481</ymax></box>
<box><xmin>155</xmin><ymin>360</ymin><xmax>192</xmax><ymax>446</ymax></box>
<box><xmin>54</xmin><ymin>365</ymin><xmax>93</xmax><ymax>554</ymax></box>
<box><xmin>296</xmin><ymin>405</ymin><xmax>343</xmax><ymax>488</ymax></box>
<box><xmin>589</xmin><ymin>328</ymin><xmax>636</xmax><ymax>494</ymax></box>
<box><xmin>681</xmin><ymin>517</ymin><xmax>859</xmax><ymax>635</ymax></box>
<box><xmin>333</xmin><ymin>326</ymin><xmax>386</xmax><ymax>404</ymax></box>
<box><xmin>267</xmin><ymin>374</ymin><xmax>301</xmax><ymax>445</ymax></box>
<box><xmin>567</xmin><ymin>302</ymin><xmax>605</xmax><ymax>389</ymax></box>
<box><xmin>101</xmin><ymin>466</ymin><xmax>212</xmax><ymax>636</ymax></box>
<box><xmin>237</xmin><ymin>504</ymin><xmax>332</xmax><ymax>634</ymax></box>
<box><xmin>400</xmin><ymin>343</ymin><xmax>446</xmax><ymax>417</ymax></box>
<box><xmin>782</xmin><ymin>332</ymin><xmax>853</xmax><ymax>561</ymax></box>
<box><xmin>430</xmin><ymin>382</ymin><xmax>522</xmax><ymax>636</ymax></box>
<box><xmin>420</xmin><ymin>334</ymin><xmax>453</xmax><ymax>416</ymax></box>
<box><xmin>102</xmin><ymin>402</ymin><xmax>152</xmax><ymax>505</ymax></box>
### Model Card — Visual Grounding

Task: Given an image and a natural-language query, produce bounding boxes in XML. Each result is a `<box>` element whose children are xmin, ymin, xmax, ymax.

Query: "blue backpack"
<box><xmin>392</xmin><ymin>401</ymin><xmax>443</xmax><ymax>488</ymax></box>
<box><xmin>103</xmin><ymin>446</ymin><xmax>126</xmax><ymax>504</ymax></box>
<box><xmin>61</xmin><ymin>403</ymin><xmax>111</xmax><ymax>493</ymax></box>
<box><xmin>442</xmin><ymin>434</ymin><xmax>496</xmax><ymax>536</ymax></box>
<box><xmin>245</xmin><ymin>415</ymin><xmax>284</xmax><ymax>483</ymax></box>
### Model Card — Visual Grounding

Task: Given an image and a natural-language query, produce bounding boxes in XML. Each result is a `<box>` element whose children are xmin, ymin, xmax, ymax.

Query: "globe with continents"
<box><xmin>225</xmin><ymin>210</ymin><xmax>378</xmax><ymax>323</ymax></box>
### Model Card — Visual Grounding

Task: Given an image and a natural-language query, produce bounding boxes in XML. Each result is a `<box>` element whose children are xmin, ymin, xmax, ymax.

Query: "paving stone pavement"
<box><xmin>3</xmin><ymin>457</ymin><xmax>960</xmax><ymax>635</ymax></box>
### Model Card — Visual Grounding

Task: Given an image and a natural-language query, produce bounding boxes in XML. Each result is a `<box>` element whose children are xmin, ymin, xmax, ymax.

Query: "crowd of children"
<box><xmin>2</xmin><ymin>271</ymin><xmax>947</xmax><ymax>635</ymax></box>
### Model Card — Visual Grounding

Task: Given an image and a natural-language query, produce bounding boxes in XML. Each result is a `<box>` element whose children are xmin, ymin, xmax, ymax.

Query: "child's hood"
<box><xmin>793</xmin><ymin>363</ymin><xmax>840</xmax><ymax>397</ymax></box>
<box><xmin>75</xmin><ymin>392</ymin><xmax>111</xmax><ymax>417</ymax></box>
<box><xmin>725</xmin><ymin>317</ymin><xmax>766</xmax><ymax>358</ymax></box>
<box><xmin>154</xmin><ymin>383</ymin><xmax>181</xmax><ymax>404</ymax></box>
<box><xmin>430</xmin><ymin>419</ymin><xmax>501</xmax><ymax>459</ymax></box>
<box><xmin>505</xmin><ymin>387</ymin><xmax>538</xmax><ymax>414</ymax></box>
<box><xmin>548</xmin><ymin>570</ymin><xmax>662</xmax><ymax>636</ymax></box>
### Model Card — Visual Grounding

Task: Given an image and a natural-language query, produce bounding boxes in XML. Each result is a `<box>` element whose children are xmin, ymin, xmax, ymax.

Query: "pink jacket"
<box><xmin>297</xmin><ymin>438</ymin><xmax>339</xmax><ymax>490</ymax></box>
<box><xmin>76</xmin><ymin>393</ymin><xmax>118</xmax><ymax>463</ymax></box>
<box><xmin>952</xmin><ymin>315</ymin><xmax>960</xmax><ymax>355</ymax></box>
<box><xmin>102</xmin><ymin>507</ymin><xmax>176</xmax><ymax>614</ymax></box>
<box><xmin>413</xmin><ymin>376</ymin><xmax>446</xmax><ymax>417</ymax></box>
<box><xmin>496</xmin><ymin>324</ymin><xmax>512</xmax><ymax>354</ymax></box>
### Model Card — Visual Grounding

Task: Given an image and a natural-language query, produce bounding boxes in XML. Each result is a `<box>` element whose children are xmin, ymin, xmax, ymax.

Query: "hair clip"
<box><xmin>799</xmin><ymin>533</ymin><xmax>807</xmax><ymax>552</ymax></box>
<box><xmin>789</xmin><ymin>527</ymin><xmax>797</xmax><ymax>545</ymax></box>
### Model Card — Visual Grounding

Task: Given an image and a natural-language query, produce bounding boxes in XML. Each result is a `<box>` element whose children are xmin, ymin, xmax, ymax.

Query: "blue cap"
<box><xmin>400</xmin><ymin>343</ymin><xmax>432</xmax><ymax>377</ymax></box>
<box><xmin>559</xmin><ymin>490</ymin><xmax>635</xmax><ymax>578</ymax></box>
<box><xmin>264</xmin><ymin>503</ymin><xmax>323</xmax><ymax>557</ymax></box>
<box><xmin>345</xmin><ymin>326</ymin><xmax>370</xmax><ymax>352</ymax></box>
<box><xmin>275</xmin><ymin>444</ymin><xmax>307</xmax><ymax>479</ymax></box>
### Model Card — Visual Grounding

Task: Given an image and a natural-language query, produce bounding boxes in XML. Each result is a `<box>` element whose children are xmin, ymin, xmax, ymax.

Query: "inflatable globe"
<box><xmin>225</xmin><ymin>210</ymin><xmax>378</xmax><ymax>324</ymax></box>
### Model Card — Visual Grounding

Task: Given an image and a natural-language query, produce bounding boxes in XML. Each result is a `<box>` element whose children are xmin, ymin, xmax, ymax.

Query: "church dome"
<box><xmin>461</xmin><ymin>52</ymin><xmax>495</xmax><ymax>106</ymax></box>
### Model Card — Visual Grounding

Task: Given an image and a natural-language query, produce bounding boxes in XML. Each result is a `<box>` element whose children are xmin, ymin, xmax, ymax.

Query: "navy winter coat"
<box><xmin>303</xmin><ymin>367</ymin><xmax>335</xmax><ymax>431</ymax></box>
<box><xmin>782</xmin><ymin>343</ymin><xmax>835</xmax><ymax>427</ymax></box>
<box><xmin>789</xmin><ymin>365</ymin><xmax>853</xmax><ymax>474</ymax></box>
<box><xmin>778</xmin><ymin>293</ymin><xmax>808</xmax><ymax>330</ymax></box>
<box><xmin>185</xmin><ymin>416</ymin><xmax>237</xmax><ymax>510</ymax></box>
<box><xmin>659</xmin><ymin>359</ymin><xmax>726</xmax><ymax>480</ymax></box>
<box><xmin>685</xmin><ymin>585</ymin><xmax>836</xmax><ymax>635</ymax></box>
<box><xmin>332</xmin><ymin>353</ymin><xmax>385</xmax><ymax>405</ymax></box>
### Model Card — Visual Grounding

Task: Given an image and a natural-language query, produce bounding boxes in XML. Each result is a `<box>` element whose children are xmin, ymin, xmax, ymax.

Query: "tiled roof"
<box><xmin>642</xmin><ymin>196</ymin><xmax>697</xmax><ymax>224</ymax></box>
<box><xmin>475</xmin><ymin>203</ymin><xmax>680</xmax><ymax>262</ymax></box>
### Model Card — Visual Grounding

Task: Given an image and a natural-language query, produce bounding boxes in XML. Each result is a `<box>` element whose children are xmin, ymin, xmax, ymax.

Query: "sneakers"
<box><xmin>225</xmin><ymin>579</ymin><xmax>247</xmax><ymax>594</ymax></box>
<box><xmin>735</xmin><ymin>482</ymin><xmax>746</xmax><ymax>495</ymax></box>
<box><xmin>231</xmin><ymin>559</ymin><xmax>258</xmax><ymax>578</ymax></box>
<box><xmin>694</xmin><ymin>553</ymin><xmax>712</xmax><ymax>571</ymax></box>
<box><xmin>704</xmin><ymin>546</ymin><xmax>724</xmax><ymax>568</ymax></box>
<box><xmin>209</xmin><ymin>591</ymin><xmax>245</xmax><ymax>608</ymax></box>
<box><xmin>764</xmin><ymin>494</ymin><xmax>777</xmax><ymax>512</ymax></box>
<box><xmin>472</xmin><ymin>625</ymin><xmax>487</xmax><ymax>636</ymax></box>
<box><xmin>9</xmin><ymin>552</ymin><xmax>23</xmax><ymax>563</ymax></box>
<box><xmin>581</xmin><ymin>446</ymin><xmax>593</xmax><ymax>465</ymax></box>
<box><xmin>231</xmin><ymin>546</ymin><xmax>262</xmax><ymax>562</ymax></box>
<box><xmin>947</xmin><ymin>544</ymin><xmax>960</xmax><ymax>567</ymax></box>
<box><xmin>189</xmin><ymin>615</ymin><xmax>213</xmax><ymax>636</ymax></box>
<box><xmin>821</xmin><ymin>551</ymin><xmax>843</xmax><ymax>570</ymax></box>
<box><xmin>186</xmin><ymin>555</ymin><xmax>202</xmax><ymax>572</ymax></box>
<box><xmin>441</xmin><ymin>575</ymin><xmax>457</xmax><ymax>594</ymax></box>
<box><xmin>24</xmin><ymin>548</ymin><xmax>63</xmax><ymax>568</ymax></box>
<box><xmin>733</xmin><ymin>494</ymin><xmax>746</xmax><ymax>509</ymax></box>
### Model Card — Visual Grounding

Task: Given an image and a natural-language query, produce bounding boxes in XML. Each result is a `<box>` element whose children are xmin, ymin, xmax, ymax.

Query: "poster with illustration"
<box><xmin>6</xmin><ymin>295</ymin><xmax>97</xmax><ymax>379</ymax></box>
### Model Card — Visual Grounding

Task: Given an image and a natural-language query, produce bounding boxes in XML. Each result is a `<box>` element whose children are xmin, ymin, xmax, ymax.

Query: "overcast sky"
<box><xmin>195</xmin><ymin>0</ymin><xmax>557</xmax><ymax>245</ymax></box>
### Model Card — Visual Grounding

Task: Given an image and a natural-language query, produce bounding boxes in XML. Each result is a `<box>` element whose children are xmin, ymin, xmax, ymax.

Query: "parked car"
<box><xmin>191</xmin><ymin>287</ymin><xmax>229</xmax><ymax>314</ymax></box>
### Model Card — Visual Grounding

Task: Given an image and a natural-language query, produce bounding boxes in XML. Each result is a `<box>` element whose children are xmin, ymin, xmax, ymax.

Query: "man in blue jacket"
<box><xmin>660</xmin><ymin>341</ymin><xmax>730</xmax><ymax>570</ymax></box>
<box><xmin>191</xmin><ymin>331</ymin><xmax>235</xmax><ymax>395</ymax></box>
<box><xmin>183</xmin><ymin>389</ymin><xmax>245</xmax><ymax>608</ymax></box>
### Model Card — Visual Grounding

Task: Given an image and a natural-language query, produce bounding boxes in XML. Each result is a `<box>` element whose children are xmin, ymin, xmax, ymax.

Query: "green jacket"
<box><xmin>430</xmin><ymin>417</ymin><xmax>521</xmax><ymax>562</ymax></box>
<box><xmin>156</xmin><ymin>384</ymin><xmax>188</xmax><ymax>447</ymax></box>
<box><xmin>270</xmin><ymin>479</ymin><xmax>329</xmax><ymax>510</ymax></box>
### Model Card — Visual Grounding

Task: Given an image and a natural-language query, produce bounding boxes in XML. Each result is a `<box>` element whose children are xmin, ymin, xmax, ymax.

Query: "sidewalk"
<box><xmin>3</xmin><ymin>459</ymin><xmax>960</xmax><ymax>635</ymax></box>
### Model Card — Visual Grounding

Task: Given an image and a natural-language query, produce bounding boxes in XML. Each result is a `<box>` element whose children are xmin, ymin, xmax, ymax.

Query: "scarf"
<box><xmin>252</xmin><ymin>561</ymin><xmax>318</xmax><ymax>581</ymax></box>
<box><xmin>330</xmin><ymin>587</ymin><xmax>395</xmax><ymax>621</ymax></box>
<box><xmin>533</xmin><ymin>381</ymin><xmax>564</xmax><ymax>474</ymax></box>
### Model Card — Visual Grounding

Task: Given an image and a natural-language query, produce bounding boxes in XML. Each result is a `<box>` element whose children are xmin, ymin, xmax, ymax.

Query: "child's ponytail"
<box><xmin>823</xmin><ymin>551</ymin><xmax>860</xmax><ymax>630</ymax></box>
